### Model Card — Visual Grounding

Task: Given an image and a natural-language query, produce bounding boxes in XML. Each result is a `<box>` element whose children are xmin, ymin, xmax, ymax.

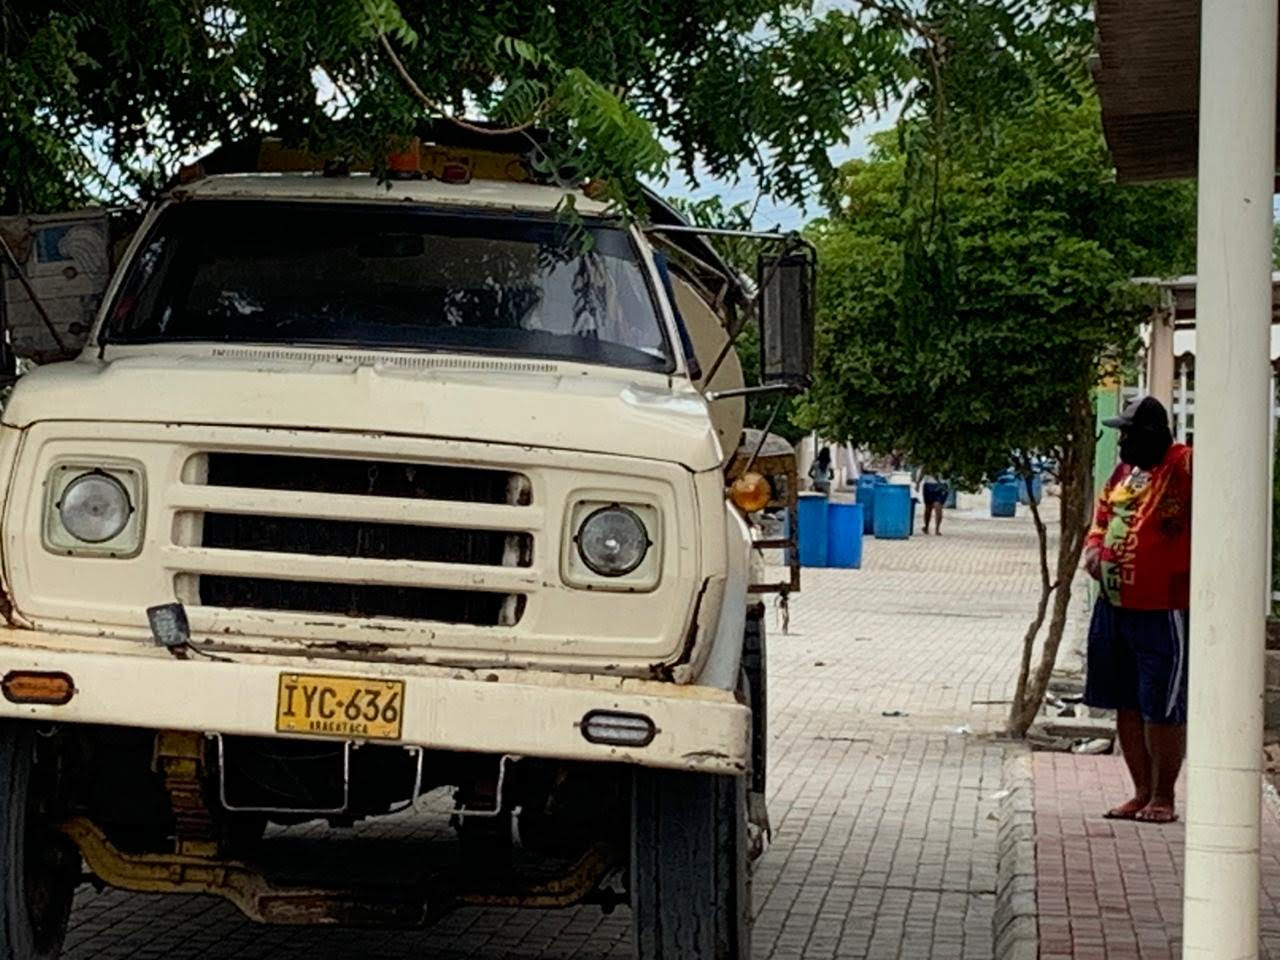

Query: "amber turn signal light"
<box><xmin>385</xmin><ymin>135</ymin><xmax>422</xmax><ymax>178</ymax></box>
<box><xmin>730</xmin><ymin>472</ymin><xmax>772</xmax><ymax>513</ymax></box>
<box><xmin>2</xmin><ymin>671</ymin><xmax>75</xmax><ymax>706</ymax></box>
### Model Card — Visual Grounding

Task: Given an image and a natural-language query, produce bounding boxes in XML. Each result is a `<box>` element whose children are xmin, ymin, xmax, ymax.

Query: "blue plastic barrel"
<box><xmin>797</xmin><ymin>493</ymin><xmax>829</xmax><ymax>566</ymax></box>
<box><xmin>873</xmin><ymin>484</ymin><xmax>911</xmax><ymax>540</ymax></box>
<box><xmin>826</xmin><ymin>502</ymin><xmax>864</xmax><ymax>568</ymax></box>
<box><xmin>990</xmin><ymin>476</ymin><xmax>1019</xmax><ymax>517</ymax></box>
<box><xmin>1017</xmin><ymin>472</ymin><xmax>1043</xmax><ymax>505</ymax></box>
<box><xmin>945</xmin><ymin>486</ymin><xmax>958</xmax><ymax>509</ymax></box>
<box><xmin>856</xmin><ymin>475</ymin><xmax>879</xmax><ymax>534</ymax></box>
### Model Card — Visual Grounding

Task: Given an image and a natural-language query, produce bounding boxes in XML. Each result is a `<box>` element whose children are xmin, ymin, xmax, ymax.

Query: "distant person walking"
<box><xmin>808</xmin><ymin>446</ymin><xmax>832</xmax><ymax>494</ymax></box>
<box><xmin>915</xmin><ymin>468</ymin><xmax>948</xmax><ymax>535</ymax></box>
<box><xmin>1083</xmin><ymin>396</ymin><xmax>1191</xmax><ymax>824</ymax></box>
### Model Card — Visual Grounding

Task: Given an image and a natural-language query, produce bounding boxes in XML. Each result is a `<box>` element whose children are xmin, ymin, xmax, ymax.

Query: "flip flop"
<box><xmin>1103</xmin><ymin>808</ymin><xmax>1140</xmax><ymax>820</ymax></box>
<box><xmin>1135</xmin><ymin>806</ymin><xmax>1179</xmax><ymax>824</ymax></box>
<box><xmin>1103</xmin><ymin>800</ymin><xmax>1147</xmax><ymax>820</ymax></box>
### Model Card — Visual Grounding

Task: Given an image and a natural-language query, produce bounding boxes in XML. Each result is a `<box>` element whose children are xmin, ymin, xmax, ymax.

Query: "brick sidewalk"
<box><xmin>59</xmin><ymin>500</ymin><xmax>1055</xmax><ymax>958</ymax></box>
<box><xmin>1033</xmin><ymin>752</ymin><xmax>1280</xmax><ymax>959</ymax></box>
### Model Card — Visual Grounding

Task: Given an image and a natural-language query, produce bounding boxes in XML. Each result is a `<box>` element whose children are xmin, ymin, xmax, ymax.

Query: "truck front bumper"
<box><xmin>0</xmin><ymin>630</ymin><xmax>749</xmax><ymax>775</ymax></box>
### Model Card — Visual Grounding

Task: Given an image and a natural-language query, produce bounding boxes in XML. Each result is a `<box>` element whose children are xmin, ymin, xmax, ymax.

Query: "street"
<box><xmin>62</xmin><ymin>499</ymin><xmax>1049</xmax><ymax>960</ymax></box>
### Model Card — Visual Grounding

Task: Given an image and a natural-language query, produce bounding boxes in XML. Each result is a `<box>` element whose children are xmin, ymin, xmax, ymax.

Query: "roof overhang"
<box><xmin>1133</xmin><ymin>274</ymin><xmax>1280</xmax><ymax>364</ymax></box>
<box><xmin>1093</xmin><ymin>0</ymin><xmax>1280</xmax><ymax>183</ymax></box>
<box><xmin>1134</xmin><ymin>273</ymin><xmax>1280</xmax><ymax>324</ymax></box>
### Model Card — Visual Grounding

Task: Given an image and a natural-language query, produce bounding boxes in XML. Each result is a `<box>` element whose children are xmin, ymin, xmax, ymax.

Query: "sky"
<box><xmin>657</xmin><ymin>109</ymin><xmax>896</xmax><ymax>232</ymax></box>
<box><xmin>650</xmin><ymin>0</ymin><xmax>900</xmax><ymax>231</ymax></box>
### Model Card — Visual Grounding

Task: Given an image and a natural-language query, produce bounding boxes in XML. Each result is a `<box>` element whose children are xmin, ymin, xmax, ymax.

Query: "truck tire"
<box><xmin>631</xmin><ymin>768</ymin><xmax>750</xmax><ymax>959</ymax></box>
<box><xmin>0</xmin><ymin>724</ymin><xmax>77</xmax><ymax>960</ymax></box>
<box><xmin>742</xmin><ymin>606</ymin><xmax>767</xmax><ymax>797</ymax></box>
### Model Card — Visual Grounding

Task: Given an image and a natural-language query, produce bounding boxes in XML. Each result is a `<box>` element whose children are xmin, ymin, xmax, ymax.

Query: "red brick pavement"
<box><xmin>1032</xmin><ymin>752</ymin><xmax>1280</xmax><ymax>960</ymax></box>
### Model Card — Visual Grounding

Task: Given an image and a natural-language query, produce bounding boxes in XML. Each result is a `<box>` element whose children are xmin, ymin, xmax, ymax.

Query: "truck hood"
<box><xmin>2</xmin><ymin>352</ymin><xmax>725</xmax><ymax>471</ymax></box>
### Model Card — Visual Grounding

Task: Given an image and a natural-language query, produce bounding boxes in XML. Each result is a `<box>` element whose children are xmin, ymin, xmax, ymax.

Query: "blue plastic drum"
<box><xmin>826</xmin><ymin>502</ymin><xmax>864</xmax><ymax>568</ymax></box>
<box><xmin>856</xmin><ymin>475</ymin><xmax>879</xmax><ymax>534</ymax></box>
<box><xmin>873</xmin><ymin>484</ymin><xmax>911</xmax><ymax>540</ymax></box>
<box><xmin>797</xmin><ymin>493</ymin><xmax>829</xmax><ymax>566</ymax></box>
<box><xmin>990</xmin><ymin>477</ymin><xmax>1019</xmax><ymax>517</ymax></box>
<box><xmin>1017</xmin><ymin>473</ymin><xmax>1044</xmax><ymax>505</ymax></box>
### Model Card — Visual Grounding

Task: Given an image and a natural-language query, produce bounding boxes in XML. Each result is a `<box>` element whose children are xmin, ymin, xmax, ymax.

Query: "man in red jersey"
<box><xmin>1083</xmin><ymin>396</ymin><xmax>1191</xmax><ymax>823</ymax></box>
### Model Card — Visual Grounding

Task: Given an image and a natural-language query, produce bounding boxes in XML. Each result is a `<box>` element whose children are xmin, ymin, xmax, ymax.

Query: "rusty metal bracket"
<box><xmin>456</xmin><ymin>842</ymin><xmax>616</xmax><ymax>908</ymax></box>
<box><xmin>153</xmin><ymin>730</ymin><xmax>217</xmax><ymax>856</ymax></box>
<box><xmin>60</xmin><ymin>816</ymin><xmax>431</xmax><ymax>926</ymax></box>
<box><xmin>60</xmin><ymin>816</ymin><xmax>616</xmax><ymax>923</ymax></box>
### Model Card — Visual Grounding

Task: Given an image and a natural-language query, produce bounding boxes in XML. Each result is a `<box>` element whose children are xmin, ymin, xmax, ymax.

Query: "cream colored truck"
<box><xmin>0</xmin><ymin>140</ymin><xmax>811</xmax><ymax>960</ymax></box>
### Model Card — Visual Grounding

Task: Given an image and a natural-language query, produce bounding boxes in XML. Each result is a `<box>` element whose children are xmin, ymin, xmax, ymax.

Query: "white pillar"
<box><xmin>1184</xmin><ymin>2</ymin><xmax>1277</xmax><ymax>956</ymax></box>
<box><xmin>1271</xmin><ymin>370</ymin><xmax>1277</xmax><ymax>608</ymax></box>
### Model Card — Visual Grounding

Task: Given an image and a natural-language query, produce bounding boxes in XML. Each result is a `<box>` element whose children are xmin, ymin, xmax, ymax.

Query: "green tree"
<box><xmin>2</xmin><ymin>1</ymin><xmax>1097</xmax><ymax>216</ymax></box>
<box><xmin>800</xmin><ymin>95</ymin><xmax>1196</xmax><ymax>735</ymax></box>
<box><xmin>1</xmin><ymin>0</ymin><xmax>923</xmax><ymax>214</ymax></box>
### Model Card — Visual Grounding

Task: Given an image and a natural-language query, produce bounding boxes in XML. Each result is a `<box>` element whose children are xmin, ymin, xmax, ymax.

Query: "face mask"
<box><xmin>1119</xmin><ymin>428</ymin><xmax>1171</xmax><ymax>470</ymax></box>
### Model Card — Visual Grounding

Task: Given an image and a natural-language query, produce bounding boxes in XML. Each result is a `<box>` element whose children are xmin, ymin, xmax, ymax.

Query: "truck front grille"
<box><xmin>198</xmin><ymin>577</ymin><xmax>520</xmax><ymax>626</ymax></box>
<box><xmin>205</xmin><ymin>453</ymin><xmax>526</xmax><ymax>504</ymax></box>
<box><xmin>200</xmin><ymin>514</ymin><xmax>531</xmax><ymax>567</ymax></box>
<box><xmin>172</xmin><ymin>452</ymin><xmax>536</xmax><ymax>628</ymax></box>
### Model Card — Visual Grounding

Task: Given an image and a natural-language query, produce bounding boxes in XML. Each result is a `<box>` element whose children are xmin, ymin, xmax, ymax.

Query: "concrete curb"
<box><xmin>993</xmin><ymin>746</ymin><xmax>1038</xmax><ymax>960</ymax></box>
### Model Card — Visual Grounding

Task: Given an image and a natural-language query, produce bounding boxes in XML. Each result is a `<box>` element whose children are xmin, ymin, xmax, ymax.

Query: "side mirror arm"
<box><xmin>707</xmin><ymin>382</ymin><xmax>801</xmax><ymax>401</ymax></box>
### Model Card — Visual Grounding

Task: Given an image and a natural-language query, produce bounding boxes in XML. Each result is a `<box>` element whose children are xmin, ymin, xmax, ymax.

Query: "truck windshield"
<box><xmin>103</xmin><ymin>200</ymin><xmax>674</xmax><ymax>372</ymax></box>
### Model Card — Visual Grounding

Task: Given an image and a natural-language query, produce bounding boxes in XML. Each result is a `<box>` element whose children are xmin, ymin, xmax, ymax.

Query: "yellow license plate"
<box><xmin>275</xmin><ymin>673</ymin><xmax>405</xmax><ymax>740</ymax></box>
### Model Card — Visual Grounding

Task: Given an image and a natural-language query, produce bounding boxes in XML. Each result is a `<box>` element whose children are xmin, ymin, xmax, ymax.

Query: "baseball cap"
<box><xmin>1103</xmin><ymin>395</ymin><xmax>1169</xmax><ymax>430</ymax></box>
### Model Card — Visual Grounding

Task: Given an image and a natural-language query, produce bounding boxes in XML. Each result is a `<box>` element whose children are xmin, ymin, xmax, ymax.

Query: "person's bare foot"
<box><xmin>1135</xmin><ymin>800</ymin><xmax>1177</xmax><ymax>823</ymax></box>
<box><xmin>1104</xmin><ymin>796</ymin><xmax>1150</xmax><ymax>820</ymax></box>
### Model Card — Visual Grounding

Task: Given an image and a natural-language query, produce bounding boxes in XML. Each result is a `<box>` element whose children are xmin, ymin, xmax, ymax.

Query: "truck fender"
<box><xmin>690</xmin><ymin>504</ymin><xmax>751</xmax><ymax>689</ymax></box>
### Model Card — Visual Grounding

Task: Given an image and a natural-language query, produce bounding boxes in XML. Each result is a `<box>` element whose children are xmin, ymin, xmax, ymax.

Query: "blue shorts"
<box><xmin>922</xmin><ymin>482</ymin><xmax>948</xmax><ymax>506</ymax></box>
<box><xmin>1083</xmin><ymin>598</ymin><xmax>1188</xmax><ymax>725</ymax></box>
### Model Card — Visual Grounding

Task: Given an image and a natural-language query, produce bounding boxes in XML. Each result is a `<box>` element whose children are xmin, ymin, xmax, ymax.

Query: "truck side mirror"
<box><xmin>756</xmin><ymin>248</ymin><xmax>815</xmax><ymax>390</ymax></box>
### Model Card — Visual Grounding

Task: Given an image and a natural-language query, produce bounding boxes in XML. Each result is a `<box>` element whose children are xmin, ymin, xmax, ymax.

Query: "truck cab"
<box><xmin>0</xmin><ymin>136</ymin><xmax>811</xmax><ymax>960</ymax></box>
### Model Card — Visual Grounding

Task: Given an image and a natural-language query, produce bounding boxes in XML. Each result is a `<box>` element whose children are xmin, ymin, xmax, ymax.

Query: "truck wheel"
<box><xmin>631</xmin><ymin>769</ymin><xmax>750</xmax><ymax>960</ymax></box>
<box><xmin>0</xmin><ymin>724</ymin><xmax>77</xmax><ymax>960</ymax></box>
<box><xmin>742</xmin><ymin>605</ymin><xmax>767</xmax><ymax>797</ymax></box>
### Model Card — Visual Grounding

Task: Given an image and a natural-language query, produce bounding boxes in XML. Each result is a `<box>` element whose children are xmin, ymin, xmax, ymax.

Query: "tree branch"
<box><xmin>378</xmin><ymin>32</ymin><xmax>537</xmax><ymax>138</ymax></box>
<box><xmin>850</xmin><ymin>0</ymin><xmax>947</xmax><ymax>232</ymax></box>
<box><xmin>849</xmin><ymin>0</ymin><xmax>942</xmax><ymax>45</ymax></box>
<box><xmin>1009</xmin><ymin>467</ymin><xmax>1054</xmax><ymax>727</ymax></box>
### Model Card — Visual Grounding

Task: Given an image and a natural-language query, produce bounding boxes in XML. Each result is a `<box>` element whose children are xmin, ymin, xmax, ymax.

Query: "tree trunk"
<box><xmin>1007</xmin><ymin>395</ymin><xmax>1096</xmax><ymax>736</ymax></box>
<box><xmin>1010</xmin><ymin>469</ymin><xmax>1053</xmax><ymax>716</ymax></box>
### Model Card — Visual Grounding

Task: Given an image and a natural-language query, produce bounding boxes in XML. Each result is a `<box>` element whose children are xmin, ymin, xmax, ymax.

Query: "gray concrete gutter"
<box><xmin>993</xmin><ymin>746</ymin><xmax>1038</xmax><ymax>960</ymax></box>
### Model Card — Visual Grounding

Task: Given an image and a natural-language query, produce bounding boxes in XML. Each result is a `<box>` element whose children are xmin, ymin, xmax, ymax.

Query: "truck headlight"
<box><xmin>562</xmin><ymin>499</ymin><xmax>661</xmax><ymax>591</ymax></box>
<box><xmin>576</xmin><ymin>505</ymin><xmax>650</xmax><ymax>577</ymax></box>
<box><xmin>44</xmin><ymin>463</ymin><xmax>145</xmax><ymax>557</ymax></box>
<box><xmin>59</xmin><ymin>473</ymin><xmax>132</xmax><ymax>543</ymax></box>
